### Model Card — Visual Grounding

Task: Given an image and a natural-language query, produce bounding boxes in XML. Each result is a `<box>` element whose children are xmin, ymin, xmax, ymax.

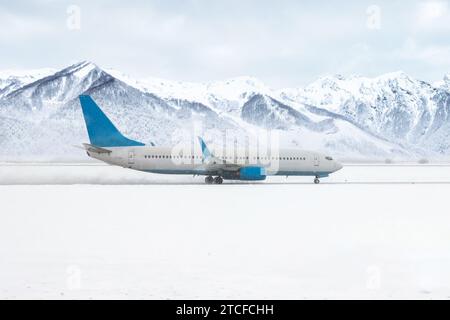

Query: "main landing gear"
<box><xmin>205</xmin><ymin>176</ymin><xmax>223</xmax><ymax>184</ymax></box>
<box><xmin>314</xmin><ymin>176</ymin><xmax>320</xmax><ymax>184</ymax></box>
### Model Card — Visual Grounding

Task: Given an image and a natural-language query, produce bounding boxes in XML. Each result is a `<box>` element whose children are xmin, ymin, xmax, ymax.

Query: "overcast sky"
<box><xmin>0</xmin><ymin>0</ymin><xmax>449</xmax><ymax>87</ymax></box>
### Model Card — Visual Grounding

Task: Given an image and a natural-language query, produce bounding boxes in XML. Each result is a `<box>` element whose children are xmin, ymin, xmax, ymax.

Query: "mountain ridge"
<box><xmin>0</xmin><ymin>61</ymin><xmax>448</xmax><ymax>161</ymax></box>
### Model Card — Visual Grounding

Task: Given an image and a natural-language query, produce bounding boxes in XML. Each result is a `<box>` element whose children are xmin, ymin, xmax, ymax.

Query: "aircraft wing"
<box><xmin>201</xmin><ymin>156</ymin><xmax>241</xmax><ymax>172</ymax></box>
<box><xmin>197</xmin><ymin>137</ymin><xmax>242</xmax><ymax>173</ymax></box>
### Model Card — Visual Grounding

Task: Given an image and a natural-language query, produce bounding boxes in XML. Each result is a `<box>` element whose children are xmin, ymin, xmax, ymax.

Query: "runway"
<box><xmin>2</xmin><ymin>162</ymin><xmax>450</xmax><ymax>185</ymax></box>
<box><xmin>1</xmin><ymin>163</ymin><xmax>450</xmax><ymax>299</ymax></box>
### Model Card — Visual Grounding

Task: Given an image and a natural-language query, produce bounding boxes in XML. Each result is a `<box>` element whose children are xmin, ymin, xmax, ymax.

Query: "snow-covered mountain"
<box><xmin>0</xmin><ymin>68</ymin><xmax>56</xmax><ymax>98</ymax></box>
<box><xmin>0</xmin><ymin>61</ymin><xmax>447</xmax><ymax>161</ymax></box>
<box><xmin>282</xmin><ymin>72</ymin><xmax>450</xmax><ymax>155</ymax></box>
<box><xmin>435</xmin><ymin>74</ymin><xmax>450</xmax><ymax>92</ymax></box>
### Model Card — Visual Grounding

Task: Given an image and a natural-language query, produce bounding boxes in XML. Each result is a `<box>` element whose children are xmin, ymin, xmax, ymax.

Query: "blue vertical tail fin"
<box><xmin>79</xmin><ymin>95</ymin><xmax>145</xmax><ymax>147</ymax></box>
<box><xmin>197</xmin><ymin>136</ymin><xmax>212</xmax><ymax>160</ymax></box>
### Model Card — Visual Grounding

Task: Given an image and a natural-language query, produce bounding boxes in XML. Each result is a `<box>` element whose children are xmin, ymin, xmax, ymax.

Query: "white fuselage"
<box><xmin>87</xmin><ymin>146</ymin><xmax>343</xmax><ymax>178</ymax></box>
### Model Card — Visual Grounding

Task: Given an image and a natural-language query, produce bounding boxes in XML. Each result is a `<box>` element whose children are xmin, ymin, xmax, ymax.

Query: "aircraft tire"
<box><xmin>205</xmin><ymin>176</ymin><xmax>214</xmax><ymax>184</ymax></box>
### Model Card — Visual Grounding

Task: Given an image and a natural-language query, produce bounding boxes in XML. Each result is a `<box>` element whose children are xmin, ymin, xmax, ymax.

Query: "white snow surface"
<box><xmin>1</xmin><ymin>164</ymin><xmax>450</xmax><ymax>299</ymax></box>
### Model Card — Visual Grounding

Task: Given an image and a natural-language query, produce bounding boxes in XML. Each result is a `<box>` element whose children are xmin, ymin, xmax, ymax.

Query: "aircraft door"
<box><xmin>314</xmin><ymin>155</ymin><xmax>319</xmax><ymax>166</ymax></box>
<box><xmin>128</xmin><ymin>151</ymin><xmax>135</xmax><ymax>165</ymax></box>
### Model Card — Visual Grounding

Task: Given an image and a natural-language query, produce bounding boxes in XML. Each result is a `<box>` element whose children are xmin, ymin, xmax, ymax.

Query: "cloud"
<box><xmin>0</xmin><ymin>11</ymin><xmax>57</xmax><ymax>41</ymax></box>
<box><xmin>394</xmin><ymin>37</ymin><xmax>450</xmax><ymax>68</ymax></box>
<box><xmin>418</xmin><ymin>0</ymin><xmax>448</xmax><ymax>21</ymax></box>
<box><xmin>416</xmin><ymin>0</ymin><xmax>450</xmax><ymax>31</ymax></box>
<box><xmin>0</xmin><ymin>0</ymin><xmax>449</xmax><ymax>87</ymax></box>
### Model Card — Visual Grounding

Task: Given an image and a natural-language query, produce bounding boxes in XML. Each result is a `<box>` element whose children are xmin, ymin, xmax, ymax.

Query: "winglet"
<box><xmin>197</xmin><ymin>136</ymin><xmax>212</xmax><ymax>160</ymax></box>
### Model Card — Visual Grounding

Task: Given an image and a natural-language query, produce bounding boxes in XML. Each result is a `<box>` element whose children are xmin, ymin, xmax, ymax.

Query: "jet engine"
<box><xmin>238</xmin><ymin>166</ymin><xmax>266</xmax><ymax>181</ymax></box>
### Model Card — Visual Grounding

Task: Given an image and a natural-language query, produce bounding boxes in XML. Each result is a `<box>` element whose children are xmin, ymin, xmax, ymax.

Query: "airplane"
<box><xmin>79</xmin><ymin>95</ymin><xmax>343</xmax><ymax>184</ymax></box>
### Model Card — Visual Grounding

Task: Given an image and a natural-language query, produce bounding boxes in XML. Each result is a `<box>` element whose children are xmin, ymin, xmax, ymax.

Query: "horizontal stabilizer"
<box><xmin>82</xmin><ymin>143</ymin><xmax>112</xmax><ymax>154</ymax></box>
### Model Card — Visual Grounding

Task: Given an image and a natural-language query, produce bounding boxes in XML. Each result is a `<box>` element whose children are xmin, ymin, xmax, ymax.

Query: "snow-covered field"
<box><xmin>1</xmin><ymin>163</ymin><xmax>450</xmax><ymax>299</ymax></box>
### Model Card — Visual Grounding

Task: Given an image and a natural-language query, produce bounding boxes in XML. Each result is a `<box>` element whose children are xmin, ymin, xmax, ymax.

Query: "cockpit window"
<box><xmin>325</xmin><ymin>156</ymin><xmax>333</xmax><ymax>160</ymax></box>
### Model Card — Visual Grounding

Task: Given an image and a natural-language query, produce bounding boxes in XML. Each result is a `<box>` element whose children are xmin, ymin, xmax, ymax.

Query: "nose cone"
<box><xmin>334</xmin><ymin>161</ymin><xmax>343</xmax><ymax>172</ymax></box>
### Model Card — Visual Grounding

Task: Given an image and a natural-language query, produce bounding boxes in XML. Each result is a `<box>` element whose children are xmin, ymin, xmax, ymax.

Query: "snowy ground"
<box><xmin>1</xmin><ymin>163</ymin><xmax>450</xmax><ymax>299</ymax></box>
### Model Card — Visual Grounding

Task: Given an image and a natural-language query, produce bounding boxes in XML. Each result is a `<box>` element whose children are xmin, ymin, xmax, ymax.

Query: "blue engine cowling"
<box><xmin>239</xmin><ymin>166</ymin><xmax>266</xmax><ymax>181</ymax></box>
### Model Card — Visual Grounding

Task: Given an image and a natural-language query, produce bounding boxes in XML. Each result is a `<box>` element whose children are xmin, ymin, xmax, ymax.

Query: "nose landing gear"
<box><xmin>205</xmin><ymin>176</ymin><xmax>223</xmax><ymax>184</ymax></box>
<box><xmin>314</xmin><ymin>176</ymin><xmax>320</xmax><ymax>184</ymax></box>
